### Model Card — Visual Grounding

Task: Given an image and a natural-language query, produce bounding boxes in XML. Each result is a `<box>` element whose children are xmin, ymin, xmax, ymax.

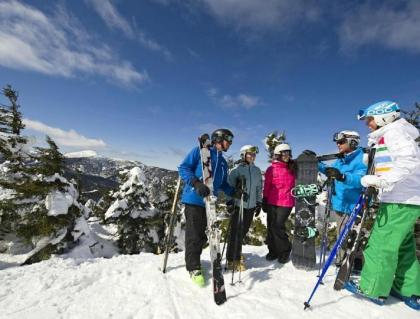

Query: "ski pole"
<box><xmin>162</xmin><ymin>176</ymin><xmax>182</xmax><ymax>273</ymax></box>
<box><xmin>231</xmin><ymin>176</ymin><xmax>245</xmax><ymax>285</ymax></box>
<box><xmin>318</xmin><ymin>179</ymin><xmax>333</xmax><ymax>277</ymax></box>
<box><xmin>304</xmin><ymin>193</ymin><xmax>366</xmax><ymax>309</ymax></box>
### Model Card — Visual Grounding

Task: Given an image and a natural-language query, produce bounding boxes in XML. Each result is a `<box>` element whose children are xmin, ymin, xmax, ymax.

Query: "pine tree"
<box><xmin>105</xmin><ymin>167</ymin><xmax>162</xmax><ymax>254</ymax></box>
<box><xmin>0</xmin><ymin>86</ymin><xmax>85</xmax><ymax>264</ymax></box>
<box><xmin>0</xmin><ymin>85</ymin><xmax>30</xmax><ymax>234</ymax></box>
<box><xmin>264</xmin><ymin>131</ymin><xmax>287</xmax><ymax>161</ymax></box>
<box><xmin>402</xmin><ymin>102</ymin><xmax>420</xmax><ymax>144</ymax></box>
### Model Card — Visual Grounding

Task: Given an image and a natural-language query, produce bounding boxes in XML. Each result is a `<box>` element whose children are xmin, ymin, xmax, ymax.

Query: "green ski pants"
<box><xmin>360</xmin><ymin>203</ymin><xmax>420</xmax><ymax>298</ymax></box>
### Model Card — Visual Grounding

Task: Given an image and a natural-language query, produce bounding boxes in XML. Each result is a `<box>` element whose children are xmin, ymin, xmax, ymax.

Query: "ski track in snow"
<box><xmin>0</xmin><ymin>246</ymin><xmax>416</xmax><ymax>319</ymax></box>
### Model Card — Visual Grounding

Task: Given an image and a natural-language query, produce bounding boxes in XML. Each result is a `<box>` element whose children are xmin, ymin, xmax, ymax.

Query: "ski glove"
<box><xmin>192</xmin><ymin>179</ymin><xmax>210</xmax><ymax>197</ymax></box>
<box><xmin>262</xmin><ymin>198</ymin><xmax>269</xmax><ymax>213</ymax></box>
<box><xmin>232</xmin><ymin>188</ymin><xmax>249</xmax><ymax>201</ymax></box>
<box><xmin>226</xmin><ymin>200</ymin><xmax>235</xmax><ymax>215</ymax></box>
<box><xmin>325</xmin><ymin>167</ymin><xmax>345</xmax><ymax>182</ymax></box>
<box><xmin>255</xmin><ymin>202</ymin><xmax>262</xmax><ymax>217</ymax></box>
<box><xmin>361</xmin><ymin>175</ymin><xmax>390</xmax><ymax>189</ymax></box>
<box><xmin>302</xmin><ymin>149</ymin><xmax>317</xmax><ymax>157</ymax></box>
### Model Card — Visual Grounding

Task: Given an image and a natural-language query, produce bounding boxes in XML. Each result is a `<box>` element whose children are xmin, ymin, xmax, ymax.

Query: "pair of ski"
<box><xmin>161</xmin><ymin>134</ymin><xmax>227</xmax><ymax>305</ymax></box>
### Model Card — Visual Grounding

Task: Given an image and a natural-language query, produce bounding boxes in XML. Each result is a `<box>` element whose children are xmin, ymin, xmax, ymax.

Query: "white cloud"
<box><xmin>159</xmin><ymin>0</ymin><xmax>319</xmax><ymax>32</ymax></box>
<box><xmin>339</xmin><ymin>0</ymin><xmax>420</xmax><ymax>54</ymax></box>
<box><xmin>23</xmin><ymin>119</ymin><xmax>107</xmax><ymax>149</ymax></box>
<box><xmin>208</xmin><ymin>88</ymin><xmax>263</xmax><ymax>109</ymax></box>
<box><xmin>0</xmin><ymin>0</ymin><xmax>148</xmax><ymax>87</ymax></box>
<box><xmin>86</xmin><ymin>0</ymin><xmax>172</xmax><ymax>60</ymax></box>
<box><xmin>202</xmin><ymin>0</ymin><xmax>320</xmax><ymax>30</ymax></box>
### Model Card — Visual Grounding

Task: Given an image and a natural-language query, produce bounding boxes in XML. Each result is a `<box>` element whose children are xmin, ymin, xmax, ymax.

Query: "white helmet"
<box><xmin>240</xmin><ymin>145</ymin><xmax>259</xmax><ymax>157</ymax></box>
<box><xmin>274</xmin><ymin>143</ymin><xmax>291</xmax><ymax>155</ymax></box>
<box><xmin>333</xmin><ymin>130</ymin><xmax>360</xmax><ymax>149</ymax></box>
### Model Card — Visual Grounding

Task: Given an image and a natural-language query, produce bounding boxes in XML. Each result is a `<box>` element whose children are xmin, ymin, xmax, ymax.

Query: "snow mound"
<box><xmin>64</xmin><ymin>150</ymin><xmax>98</xmax><ymax>158</ymax></box>
<box><xmin>0</xmin><ymin>246</ymin><xmax>416</xmax><ymax>319</ymax></box>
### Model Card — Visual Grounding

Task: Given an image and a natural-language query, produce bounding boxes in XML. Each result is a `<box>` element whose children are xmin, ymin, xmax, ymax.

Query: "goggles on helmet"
<box><xmin>333</xmin><ymin>132</ymin><xmax>359</xmax><ymax>142</ymax></box>
<box><xmin>244</xmin><ymin>146</ymin><xmax>259</xmax><ymax>154</ymax></box>
<box><xmin>357</xmin><ymin>102</ymin><xmax>400</xmax><ymax>120</ymax></box>
<box><xmin>224</xmin><ymin>134</ymin><xmax>233</xmax><ymax>143</ymax></box>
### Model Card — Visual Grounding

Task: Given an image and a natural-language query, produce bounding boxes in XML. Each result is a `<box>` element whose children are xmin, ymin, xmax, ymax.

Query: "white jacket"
<box><xmin>367</xmin><ymin>118</ymin><xmax>420</xmax><ymax>205</ymax></box>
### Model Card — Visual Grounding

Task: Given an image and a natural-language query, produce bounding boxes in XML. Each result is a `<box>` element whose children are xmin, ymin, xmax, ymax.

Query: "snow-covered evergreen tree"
<box><xmin>0</xmin><ymin>85</ymin><xmax>91</xmax><ymax>264</ymax></box>
<box><xmin>105</xmin><ymin>167</ymin><xmax>162</xmax><ymax>254</ymax></box>
<box><xmin>264</xmin><ymin>131</ymin><xmax>287</xmax><ymax>161</ymax></box>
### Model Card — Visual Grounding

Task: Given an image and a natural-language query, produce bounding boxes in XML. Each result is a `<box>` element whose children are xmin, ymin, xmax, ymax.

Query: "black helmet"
<box><xmin>211</xmin><ymin>128</ymin><xmax>234</xmax><ymax>144</ymax></box>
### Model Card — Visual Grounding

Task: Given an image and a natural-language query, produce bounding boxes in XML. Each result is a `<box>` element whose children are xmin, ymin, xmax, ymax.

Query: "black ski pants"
<box><xmin>226</xmin><ymin>207</ymin><xmax>255</xmax><ymax>261</ymax></box>
<box><xmin>266</xmin><ymin>205</ymin><xmax>293</xmax><ymax>257</ymax></box>
<box><xmin>184</xmin><ymin>204</ymin><xmax>207</xmax><ymax>271</ymax></box>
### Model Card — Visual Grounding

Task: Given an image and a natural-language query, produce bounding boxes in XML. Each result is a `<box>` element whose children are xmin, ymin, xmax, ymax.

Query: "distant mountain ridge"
<box><xmin>64</xmin><ymin>156</ymin><xmax>177</xmax><ymax>201</ymax></box>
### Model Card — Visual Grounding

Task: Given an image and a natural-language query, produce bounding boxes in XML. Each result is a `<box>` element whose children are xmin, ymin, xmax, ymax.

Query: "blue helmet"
<box><xmin>357</xmin><ymin>101</ymin><xmax>400</xmax><ymax>127</ymax></box>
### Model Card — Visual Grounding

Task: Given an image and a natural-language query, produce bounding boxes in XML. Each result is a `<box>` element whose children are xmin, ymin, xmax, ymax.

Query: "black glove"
<box><xmin>325</xmin><ymin>167</ymin><xmax>345</xmax><ymax>182</ymax></box>
<box><xmin>303</xmin><ymin>150</ymin><xmax>316</xmax><ymax>157</ymax></box>
<box><xmin>192</xmin><ymin>179</ymin><xmax>210</xmax><ymax>197</ymax></box>
<box><xmin>232</xmin><ymin>188</ymin><xmax>249</xmax><ymax>201</ymax></box>
<box><xmin>255</xmin><ymin>202</ymin><xmax>262</xmax><ymax>217</ymax></box>
<box><xmin>226</xmin><ymin>200</ymin><xmax>235</xmax><ymax>215</ymax></box>
<box><xmin>262</xmin><ymin>198</ymin><xmax>269</xmax><ymax>213</ymax></box>
<box><xmin>366</xmin><ymin>186</ymin><xmax>378</xmax><ymax>198</ymax></box>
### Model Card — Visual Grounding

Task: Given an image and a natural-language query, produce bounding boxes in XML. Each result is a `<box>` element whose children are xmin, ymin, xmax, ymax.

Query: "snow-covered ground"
<box><xmin>0</xmin><ymin>246</ymin><xmax>416</xmax><ymax>319</ymax></box>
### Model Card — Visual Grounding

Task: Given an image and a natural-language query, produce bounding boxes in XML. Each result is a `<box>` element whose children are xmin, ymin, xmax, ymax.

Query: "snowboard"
<box><xmin>291</xmin><ymin>153</ymin><xmax>318</xmax><ymax>270</ymax></box>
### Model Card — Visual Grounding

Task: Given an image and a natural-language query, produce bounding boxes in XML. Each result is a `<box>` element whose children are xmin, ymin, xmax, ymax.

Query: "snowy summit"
<box><xmin>64</xmin><ymin>150</ymin><xmax>98</xmax><ymax>158</ymax></box>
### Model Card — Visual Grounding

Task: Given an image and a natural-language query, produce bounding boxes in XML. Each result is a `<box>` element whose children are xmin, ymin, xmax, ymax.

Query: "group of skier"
<box><xmin>177</xmin><ymin>100</ymin><xmax>420</xmax><ymax>310</ymax></box>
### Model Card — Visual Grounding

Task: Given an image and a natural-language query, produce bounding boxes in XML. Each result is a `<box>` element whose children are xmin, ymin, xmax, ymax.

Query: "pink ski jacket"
<box><xmin>263</xmin><ymin>161</ymin><xmax>296</xmax><ymax>207</ymax></box>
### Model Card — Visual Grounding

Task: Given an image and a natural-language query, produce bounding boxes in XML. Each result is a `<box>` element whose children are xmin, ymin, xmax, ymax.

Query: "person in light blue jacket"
<box><xmin>306</xmin><ymin>130</ymin><xmax>367</xmax><ymax>265</ymax></box>
<box><xmin>178</xmin><ymin>129</ymin><xmax>237</xmax><ymax>286</ymax></box>
<box><xmin>225</xmin><ymin>145</ymin><xmax>263</xmax><ymax>271</ymax></box>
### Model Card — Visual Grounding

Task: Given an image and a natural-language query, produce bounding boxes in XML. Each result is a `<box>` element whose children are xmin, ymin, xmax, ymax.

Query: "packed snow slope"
<box><xmin>0</xmin><ymin>246</ymin><xmax>416</xmax><ymax>319</ymax></box>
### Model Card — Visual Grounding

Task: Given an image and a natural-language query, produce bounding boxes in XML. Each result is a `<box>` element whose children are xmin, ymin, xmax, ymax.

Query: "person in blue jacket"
<box><xmin>178</xmin><ymin>128</ymin><xmax>240</xmax><ymax>286</ymax></box>
<box><xmin>306</xmin><ymin>130</ymin><xmax>367</xmax><ymax>266</ymax></box>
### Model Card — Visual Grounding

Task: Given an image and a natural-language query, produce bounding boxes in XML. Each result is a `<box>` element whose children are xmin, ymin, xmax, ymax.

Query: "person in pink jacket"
<box><xmin>263</xmin><ymin>143</ymin><xmax>296</xmax><ymax>263</ymax></box>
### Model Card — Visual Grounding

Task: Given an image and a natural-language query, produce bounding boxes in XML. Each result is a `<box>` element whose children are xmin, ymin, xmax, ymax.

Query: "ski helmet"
<box><xmin>240</xmin><ymin>145</ymin><xmax>259</xmax><ymax>158</ymax></box>
<box><xmin>211</xmin><ymin>128</ymin><xmax>234</xmax><ymax>144</ymax></box>
<box><xmin>358</xmin><ymin>101</ymin><xmax>400</xmax><ymax>127</ymax></box>
<box><xmin>274</xmin><ymin>143</ymin><xmax>291</xmax><ymax>155</ymax></box>
<box><xmin>333</xmin><ymin>130</ymin><xmax>360</xmax><ymax>149</ymax></box>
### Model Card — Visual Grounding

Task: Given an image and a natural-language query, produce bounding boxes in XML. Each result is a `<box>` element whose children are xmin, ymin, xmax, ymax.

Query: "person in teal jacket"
<box><xmin>225</xmin><ymin>145</ymin><xmax>263</xmax><ymax>271</ymax></box>
<box><xmin>307</xmin><ymin>130</ymin><xmax>367</xmax><ymax>265</ymax></box>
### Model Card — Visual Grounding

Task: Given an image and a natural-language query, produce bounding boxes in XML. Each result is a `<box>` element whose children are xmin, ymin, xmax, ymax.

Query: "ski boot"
<box><xmin>265</xmin><ymin>252</ymin><xmax>278</xmax><ymax>261</ymax></box>
<box><xmin>278</xmin><ymin>252</ymin><xmax>290</xmax><ymax>264</ymax></box>
<box><xmin>189</xmin><ymin>269</ymin><xmax>205</xmax><ymax>287</ymax></box>
<box><xmin>344</xmin><ymin>281</ymin><xmax>386</xmax><ymax>306</ymax></box>
<box><xmin>390</xmin><ymin>288</ymin><xmax>420</xmax><ymax>311</ymax></box>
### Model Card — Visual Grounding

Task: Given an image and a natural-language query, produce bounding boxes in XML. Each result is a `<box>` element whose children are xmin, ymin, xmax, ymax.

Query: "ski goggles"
<box><xmin>333</xmin><ymin>132</ymin><xmax>359</xmax><ymax>142</ymax></box>
<box><xmin>245</xmin><ymin>146</ymin><xmax>259</xmax><ymax>154</ymax></box>
<box><xmin>224</xmin><ymin>135</ymin><xmax>233</xmax><ymax>143</ymax></box>
<box><xmin>279</xmin><ymin>150</ymin><xmax>291</xmax><ymax>156</ymax></box>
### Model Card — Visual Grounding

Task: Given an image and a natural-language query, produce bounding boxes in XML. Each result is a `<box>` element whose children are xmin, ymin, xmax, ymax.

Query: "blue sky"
<box><xmin>1</xmin><ymin>0</ymin><xmax>420</xmax><ymax>170</ymax></box>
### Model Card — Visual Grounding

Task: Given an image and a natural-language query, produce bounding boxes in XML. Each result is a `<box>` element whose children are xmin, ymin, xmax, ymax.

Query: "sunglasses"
<box><xmin>280</xmin><ymin>150</ymin><xmax>291</xmax><ymax>156</ymax></box>
<box><xmin>336</xmin><ymin>138</ymin><xmax>347</xmax><ymax>145</ymax></box>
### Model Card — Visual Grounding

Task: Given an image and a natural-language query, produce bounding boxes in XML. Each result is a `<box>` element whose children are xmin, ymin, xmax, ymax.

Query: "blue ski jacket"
<box><xmin>318</xmin><ymin>147</ymin><xmax>367</xmax><ymax>215</ymax></box>
<box><xmin>178</xmin><ymin>146</ymin><xmax>234</xmax><ymax>207</ymax></box>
